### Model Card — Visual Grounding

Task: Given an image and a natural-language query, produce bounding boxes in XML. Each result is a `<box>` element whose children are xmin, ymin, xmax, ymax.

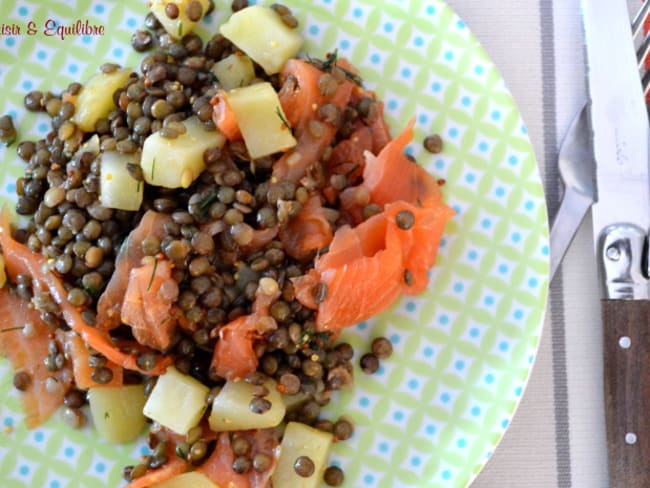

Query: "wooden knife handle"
<box><xmin>603</xmin><ymin>299</ymin><xmax>650</xmax><ymax>488</ymax></box>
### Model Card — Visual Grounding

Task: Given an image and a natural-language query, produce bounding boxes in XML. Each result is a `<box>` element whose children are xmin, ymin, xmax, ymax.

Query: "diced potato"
<box><xmin>209</xmin><ymin>379</ymin><xmax>286</xmax><ymax>432</ymax></box>
<box><xmin>149</xmin><ymin>0</ymin><xmax>210</xmax><ymax>40</ymax></box>
<box><xmin>211</xmin><ymin>53</ymin><xmax>256</xmax><ymax>91</ymax></box>
<box><xmin>72</xmin><ymin>68</ymin><xmax>132</xmax><ymax>132</ymax></box>
<box><xmin>140</xmin><ymin>116</ymin><xmax>225</xmax><ymax>189</ymax></box>
<box><xmin>73</xmin><ymin>134</ymin><xmax>100</xmax><ymax>158</ymax></box>
<box><xmin>151</xmin><ymin>472</ymin><xmax>218</xmax><ymax>488</ymax></box>
<box><xmin>143</xmin><ymin>366</ymin><xmax>209</xmax><ymax>435</ymax></box>
<box><xmin>225</xmin><ymin>82</ymin><xmax>296</xmax><ymax>159</ymax></box>
<box><xmin>272</xmin><ymin>422</ymin><xmax>333</xmax><ymax>488</ymax></box>
<box><xmin>220</xmin><ymin>5</ymin><xmax>303</xmax><ymax>75</ymax></box>
<box><xmin>88</xmin><ymin>384</ymin><xmax>147</xmax><ymax>444</ymax></box>
<box><xmin>100</xmin><ymin>151</ymin><xmax>143</xmax><ymax>211</ymax></box>
<box><xmin>282</xmin><ymin>391</ymin><xmax>309</xmax><ymax>411</ymax></box>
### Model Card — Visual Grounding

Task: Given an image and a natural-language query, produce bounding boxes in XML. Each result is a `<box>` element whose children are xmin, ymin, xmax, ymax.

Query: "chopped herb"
<box><xmin>175</xmin><ymin>444</ymin><xmax>188</xmax><ymax>459</ymax></box>
<box><xmin>345</xmin><ymin>163</ymin><xmax>360</xmax><ymax>177</ymax></box>
<box><xmin>307</xmin><ymin>50</ymin><xmax>338</xmax><ymax>72</ymax></box>
<box><xmin>3</xmin><ymin>138</ymin><xmax>15</xmax><ymax>148</ymax></box>
<box><xmin>0</xmin><ymin>326</ymin><xmax>24</xmax><ymax>333</ymax></box>
<box><xmin>307</xmin><ymin>48</ymin><xmax>363</xmax><ymax>86</ymax></box>
<box><xmin>321</xmin><ymin>49</ymin><xmax>339</xmax><ymax>71</ymax></box>
<box><xmin>151</xmin><ymin>158</ymin><xmax>156</xmax><ymax>180</ymax></box>
<box><xmin>177</xmin><ymin>21</ymin><xmax>183</xmax><ymax>38</ymax></box>
<box><xmin>199</xmin><ymin>189</ymin><xmax>219</xmax><ymax>211</ymax></box>
<box><xmin>308</xmin><ymin>331</ymin><xmax>332</xmax><ymax>352</ymax></box>
<box><xmin>83</xmin><ymin>286</ymin><xmax>100</xmax><ymax>299</ymax></box>
<box><xmin>147</xmin><ymin>258</ymin><xmax>158</xmax><ymax>291</ymax></box>
<box><xmin>104</xmin><ymin>411</ymin><xmax>110</xmax><ymax>419</ymax></box>
<box><xmin>338</xmin><ymin>66</ymin><xmax>363</xmax><ymax>86</ymax></box>
<box><xmin>136</xmin><ymin>180</ymin><xmax>142</xmax><ymax>193</ymax></box>
<box><xmin>276</xmin><ymin>107</ymin><xmax>292</xmax><ymax>132</ymax></box>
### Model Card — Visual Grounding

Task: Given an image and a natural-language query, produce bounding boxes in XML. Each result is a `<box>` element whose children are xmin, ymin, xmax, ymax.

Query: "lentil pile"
<box><xmin>16</xmin><ymin>6</ymin><xmax>354</xmax><ymax>385</ymax></box>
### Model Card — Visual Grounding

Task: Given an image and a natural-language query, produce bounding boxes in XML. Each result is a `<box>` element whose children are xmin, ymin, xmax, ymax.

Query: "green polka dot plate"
<box><xmin>0</xmin><ymin>1</ymin><xmax>549</xmax><ymax>487</ymax></box>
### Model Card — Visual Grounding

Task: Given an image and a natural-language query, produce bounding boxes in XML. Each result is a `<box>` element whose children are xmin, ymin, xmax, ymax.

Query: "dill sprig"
<box><xmin>307</xmin><ymin>48</ymin><xmax>364</xmax><ymax>86</ymax></box>
<box><xmin>147</xmin><ymin>258</ymin><xmax>159</xmax><ymax>291</ymax></box>
<box><xmin>276</xmin><ymin>106</ymin><xmax>292</xmax><ymax>132</ymax></box>
<box><xmin>0</xmin><ymin>326</ymin><xmax>24</xmax><ymax>333</ymax></box>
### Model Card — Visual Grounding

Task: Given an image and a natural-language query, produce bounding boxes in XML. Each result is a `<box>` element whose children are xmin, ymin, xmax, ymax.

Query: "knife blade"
<box><xmin>581</xmin><ymin>0</ymin><xmax>650</xmax><ymax>486</ymax></box>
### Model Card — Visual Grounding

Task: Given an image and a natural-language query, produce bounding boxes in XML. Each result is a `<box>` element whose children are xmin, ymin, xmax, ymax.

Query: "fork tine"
<box><xmin>632</xmin><ymin>0</ymin><xmax>650</xmax><ymax>39</ymax></box>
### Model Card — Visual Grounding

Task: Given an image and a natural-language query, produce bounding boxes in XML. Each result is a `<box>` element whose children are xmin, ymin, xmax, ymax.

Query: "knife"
<box><xmin>581</xmin><ymin>1</ymin><xmax>650</xmax><ymax>486</ymax></box>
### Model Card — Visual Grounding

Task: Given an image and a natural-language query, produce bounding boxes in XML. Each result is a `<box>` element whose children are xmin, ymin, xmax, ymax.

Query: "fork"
<box><xmin>550</xmin><ymin>1</ymin><xmax>650</xmax><ymax>281</ymax></box>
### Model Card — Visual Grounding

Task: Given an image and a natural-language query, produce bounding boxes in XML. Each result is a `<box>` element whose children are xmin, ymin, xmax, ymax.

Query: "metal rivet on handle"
<box><xmin>625</xmin><ymin>432</ymin><xmax>637</xmax><ymax>445</ymax></box>
<box><xmin>618</xmin><ymin>336</ymin><xmax>632</xmax><ymax>349</ymax></box>
<box><xmin>606</xmin><ymin>245</ymin><xmax>621</xmax><ymax>261</ymax></box>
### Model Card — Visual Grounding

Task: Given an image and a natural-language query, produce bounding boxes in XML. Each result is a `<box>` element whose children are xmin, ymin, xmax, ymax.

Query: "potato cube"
<box><xmin>211</xmin><ymin>53</ymin><xmax>256</xmax><ymax>91</ymax></box>
<box><xmin>272</xmin><ymin>422</ymin><xmax>333</xmax><ymax>488</ymax></box>
<box><xmin>143</xmin><ymin>366</ymin><xmax>209</xmax><ymax>435</ymax></box>
<box><xmin>140</xmin><ymin>116</ymin><xmax>225</xmax><ymax>189</ymax></box>
<box><xmin>88</xmin><ymin>384</ymin><xmax>147</xmax><ymax>444</ymax></box>
<box><xmin>220</xmin><ymin>5</ymin><xmax>303</xmax><ymax>75</ymax></box>
<box><xmin>99</xmin><ymin>151</ymin><xmax>143</xmax><ymax>211</ymax></box>
<box><xmin>72</xmin><ymin>68</ymin><xmax>133</xmax><ymax>132</ymax></box>
<box><xmin>208</xmin><ymin>379</ymin><xmax>286</xmax><ymax>432</ymax></box>
<box><xmin>149</xmin><ymin>0</ymin><xmax>210</xmax><ymax>40</ymax></box>
<box><xmin>225</xmin><ymin>82</ymin><xmax>296</xmax><ymax>159</ymax></box>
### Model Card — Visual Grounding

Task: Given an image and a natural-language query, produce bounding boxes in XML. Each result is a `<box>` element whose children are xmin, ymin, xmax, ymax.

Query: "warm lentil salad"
<box><xmin>0</xmin><ymin>1</ymin><xmax>453</xmax><ymax>487</ymax></box>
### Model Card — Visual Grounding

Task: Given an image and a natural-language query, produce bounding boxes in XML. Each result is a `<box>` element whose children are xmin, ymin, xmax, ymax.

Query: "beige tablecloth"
<box><xmin>445</xmin><ymin>1</ymin><xmax>613</xmax><ymax>486</ymax></box>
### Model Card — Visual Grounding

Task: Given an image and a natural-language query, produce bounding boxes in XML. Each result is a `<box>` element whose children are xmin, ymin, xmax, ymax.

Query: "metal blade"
<box><xmin>582</xmin><ymin>0</ymin><xmax>650</xmax><ymax>251</ymax></box>
<box><xmin>582</xmin><ymin>0</ymin><xmax>650</xmax><ymax>299</ymax></box>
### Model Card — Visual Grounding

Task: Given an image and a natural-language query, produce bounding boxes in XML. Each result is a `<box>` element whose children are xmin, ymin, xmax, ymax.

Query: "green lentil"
<box><xmin>395</xmin><ymin>209</ymin><xmax>415</xmax><ymax>230</ymax></box>
<box><xmin>372</xmin><ymin>337</ymin><xmax>393</xmax><ymax>359</ymax></box>
<box><xmin>165</xmin><ymin>2</ymin><xmax>179</xmax><ymax>19</ymax></box>
<box><xmin>294</xmin><ymin>456</ymin><xmax>315</xmax><ymax>477</ymax></box>
<box><xmin>67</xmin><ymin>288</ymin><xmax>87</xmax><ymax>307</ymax></box>
<box><xmin>360</xmin><ymin>353</ymin><xmax>379</xmax><ymax>374</ymax></box>
<box><xmin>324</xmin><ymin>466</ymin><xmax>345</xmax><ymax>486</ymax></box>
<box><xmin>333</xmin><ymin>418</ymin><xmax>354</xmax><ymax>440</ymax></box>
<box><xmin>423</xmin><ymin>134</ymin><xmax>443</xmax><ymax>153</ymax></box>
<box><xmin>91</xmin><ymin>366</ymin><xmax>114</xmax><ymax>384</ymax></box>
<box><xmin>232</xmin><ymin>455</ymin><xmax>252</xmax><ymax>474</ymax></box>
<box><xmin>13</xmin><ymin>371</ymin><xmax>31</xmax><ymax>391</ymax></box>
